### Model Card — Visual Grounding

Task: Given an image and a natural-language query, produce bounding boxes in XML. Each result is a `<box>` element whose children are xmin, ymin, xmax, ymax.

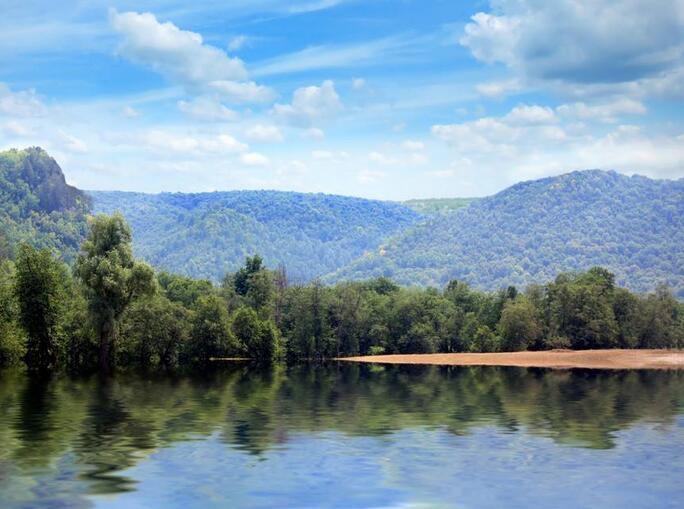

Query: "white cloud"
<box><xmin>131</xmin><ymin>130</ymin><xmax>248</xmax><ymax>154</ymax></box>
<box><xmin>504</xmin><ymin>104</ymin><xmax>556</xmax><ymax>125</ymax></box>
<box><xmin>357</xmin><ymin>168</ymin><xmax>387</xmax><ymax>184</ymax></box>
<box><xmin>245</xmin><ymin>124</ymin><xmax>284</xmax><ymax>143</ymax></box>
<box><xmin>303</xmin><ymin>127</ymin><xmax>325</xmax><ymax>140</ymax></box>
<box><xmin>0</xmin><ymin>83</ymin><xmax>46</xmax><ymax>117</ymax></box>
<box><xmin>252</xmin><ymin>36</ymin><xmax>413</xmax><ymax>77</ymax></box>
<box><xmin>208</xmin><ymin>80</ymin><xmax>275</xmax><ymax>103</ymax></box>
<box><xmin>2</xmin><ymin>120</ymin><xmax>33</xmax><ymax>137</ymax></box>
<box><xmin>556</xmin><ymin>98</ymin><xmax>647</xmax><ymax>122</ymax></box>
<box><xmin>57</xmin><ymin>131</ymin><xmax>88</xmax><ymax>153</ymax></box>
<box><xmin>475</xmin><ymin>78</ymin><xmax>522</xmax><ymax>99</ymax></box>
<box><xmin>368</xmin><ymin>151</ymin><xmax>394</xmax><ymax>165</ymax></box>
<box><xmin>311</xmin><ymin>150</ymin><xmax>349</xmax><ymax>163</ymax></box>
<box><xmin>110</xmin><ymin>10</ymin><xmax>247</xmax><ymax>88</ymax></box>
<box><xmin>402</xmin><ymin>139</ymin><xmax>425</xmax><ymax>151</ymax></box>
<box><xmin>432</xmin><ymin>104</ymin><xmax>684</xmax><ymax>183</ymax></box>
<box><xmin>352</xmin><ymin>78</ymin><xmax>366</xmax><ymax>90</ymax></box>
<box><xmin>240</xmin><ymin>152</ymin><xmax>270</xmax><ymax>166</ymax></box>
<box><xmin>271</xmin><ymin>80</ymin><xmax>342</xmax><ymax>126</ymax></box>
<box><xmin>122</xmin><ymin>105</ymin><xmax>139</xmax><ymax>118</ymax></box>
<box><xmin>460</xmin><ymin>0</ymin><xmax>684</xmax><ymax>97</ymax></box>
<box><xmin>227</xmin><ymin>35</ymin><xmax>248</xmax><ymax>52</ymax></box>
<box><xmin>178</xmin><ymin>96</ymin><xmax>239</xmax><ymax>122</ymax></box>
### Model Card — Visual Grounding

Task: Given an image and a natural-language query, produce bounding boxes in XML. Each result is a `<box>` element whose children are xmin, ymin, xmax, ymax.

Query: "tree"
<box><xmin>186</xmin><ymin>294</ymin><xmax>236</xmax><ymax>363</ymax></box>
<box><xmin>74</xmin><ymin>214</ymin><xmax>155</xmax><ymax>370</ymax></box>
<box><xmin>498</xmin><ymin>297</ymin><xmax>542</xmax><ymax>351</ymax></box>
<box><xmin>13</xmin><ymin>244</ymin><xmax>68</xmax><ymax>369</ymax></box>
<box><xmin>232</xmin><ymin>306</ymin><xmax>280</xmax><ymax>362</ymax></box>
<box><xmin>0</xmin><ymin>260</ymin><xmax>25</xmax><ymax>365</ymax></box>
<box><xmin>233</xmin><ymin>255</ymin><xmax>263</xmax><ymax>296</ymax></box>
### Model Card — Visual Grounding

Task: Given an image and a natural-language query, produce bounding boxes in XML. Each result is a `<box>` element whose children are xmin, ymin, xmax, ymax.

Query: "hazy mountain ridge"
<box><xmin>2</xmin><ymin>147</ymin><xmax>682</xmax><ymax>296</ymax></box>
<box><xmin>88</xmin><ymin>189</ymin><xmax>422</xmax><ymax>282</ymax></box>
<box><xmin>328</xmin><ymin>170</ymin><xmax>684</xmax><ymax>297</ymax></box>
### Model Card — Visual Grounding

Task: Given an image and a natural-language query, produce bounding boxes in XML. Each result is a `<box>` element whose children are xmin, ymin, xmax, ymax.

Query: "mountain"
<box><xmin>89</xmin><ymin>190</ymin><xmax>421</xmax><ymax>282</ymax></box>
<box><xmin>0</xmin><ymin>147</ymin><xmax>91</xmax><ymax>261</ymax></box>
<box><xmin>328</xmin><ymin>170</ymin><xmax>684</xmax><ymax>297</ymax></box>
<box><xmin>401</xmin><ymin>197</ymin><xmax>476</xmax><ymax>215</ymax></box>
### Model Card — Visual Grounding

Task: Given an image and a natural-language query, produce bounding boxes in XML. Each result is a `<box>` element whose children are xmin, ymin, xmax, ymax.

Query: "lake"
<box><xmin>1</xmin><ymin>364</ymin><xmax>683</xmax><ymax>508</ymax></box>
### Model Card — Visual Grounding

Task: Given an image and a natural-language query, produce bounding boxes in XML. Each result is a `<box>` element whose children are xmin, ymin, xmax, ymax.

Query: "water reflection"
<box><xmin>0</xmin><ymin>364</ymin><xmax>683</xmax><ymax>508</ymax></box>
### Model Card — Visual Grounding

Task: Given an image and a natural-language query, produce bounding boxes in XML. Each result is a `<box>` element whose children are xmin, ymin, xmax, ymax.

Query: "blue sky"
<box><xmin>1</xmin><ymin>0</ymin><xmax>683</xmax><ymax>199</ymax></box>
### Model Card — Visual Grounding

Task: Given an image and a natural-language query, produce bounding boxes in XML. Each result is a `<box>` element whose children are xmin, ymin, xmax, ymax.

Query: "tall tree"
<box><xmin>74</xmin><ymin>213</ymin><xmax>154</xmax><ymax>370</ymax></box>
<box><xmin>13</xmin><ymin>244</ymin><xmax>68</xmax><ymax>370</ymax></box>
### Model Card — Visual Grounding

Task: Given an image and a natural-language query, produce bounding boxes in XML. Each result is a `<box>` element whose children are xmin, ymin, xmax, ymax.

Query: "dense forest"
<box><xmin>2</xmin><ymin>147</ymin><xmax>682</xmax><ymax>297</ymax></box>
<box><xmin>0</xmin><ymin>148</ymin><xmax>90</xmax><ymax>262</ymax></box>
<box><xmin>90</xmin><ymin>189</ymin><xmax>421</xmax><ymax>283</ymax></box>
<box><xmin>331</xmin><ymin>170</ymin><xmax>684</xmax><ymax>297</ymax></box>
<box><xmin>1</xmin><ymin>212</ymin><xmax>682</xmax><ymax>372</ymax></box>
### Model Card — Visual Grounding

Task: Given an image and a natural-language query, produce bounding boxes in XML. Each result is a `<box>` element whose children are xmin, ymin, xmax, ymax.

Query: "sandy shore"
<box><xmin>337</xmin><ymin>349</ymin><xmax>684</xmax><ymax>370</ymax></box>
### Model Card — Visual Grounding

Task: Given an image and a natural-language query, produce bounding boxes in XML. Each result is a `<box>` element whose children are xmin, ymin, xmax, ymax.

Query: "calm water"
<box><xmin>1</xmin><ymin>364</ymin><xmax>683</xmax><ymax>509</ymax></box>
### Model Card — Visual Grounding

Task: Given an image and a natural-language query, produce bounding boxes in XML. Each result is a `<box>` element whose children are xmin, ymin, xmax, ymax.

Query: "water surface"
<box><xmin>1</xmin><ymin>364</ymin><xmax>683</xmax><ymax>508</ymax></box>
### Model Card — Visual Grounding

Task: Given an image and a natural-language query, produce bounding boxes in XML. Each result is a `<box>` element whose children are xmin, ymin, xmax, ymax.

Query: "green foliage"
<box><xmin>401</xmin><ymin>197</ymin><xmax>475</xmax><ymax>215</ymax></box>
<box><xmin>74</xmin><ymin>213</ymin><xmax>155</xmax><ymax>369</ymax></box>
<box><xmin>232</xmin><ymin>306</ymin><xmax>281</xmax><ymax>362</ymax></box>
<box><xmin>498</xmin><ymin>296</ymin><xmax>543</xmax><ymax>351</ymax></box>
<box><xmin>332</xmin><ymin>170</ymin><xmax>684</xmax><ymax>298</ymax></box>
<box><xmin>89</xmin><ymin>189</ymin><xmax>421</xmax><ymax>283</ymax></box>
<box><xmin>13</xmin><ymin>244</ymin><xmax>69</xmax><ymax>369</ymax></box>
<box><xmin>121</xmin><ymin>295</ymin><xmax>189</xmax><ymax>367</ymax></box>
<box><xmin>185</xmin><ymin>294</ymin><xmax>237</xmax><ymax>363</ymax></box>
<box><xmin>0</xmin><ymin>147</ymin><xmax>90</xmax><ymax>262</ymax></box>
<box><xmin>0</xmin><ymin>260</ymin><xmax>26</xmax><ymax>365</ymax></box>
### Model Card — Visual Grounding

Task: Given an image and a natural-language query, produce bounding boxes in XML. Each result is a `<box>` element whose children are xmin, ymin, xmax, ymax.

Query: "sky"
<box><xmin>0</xmin><ymin>0</ymin><xmax>683</xmax><ymax>200</ymax></box>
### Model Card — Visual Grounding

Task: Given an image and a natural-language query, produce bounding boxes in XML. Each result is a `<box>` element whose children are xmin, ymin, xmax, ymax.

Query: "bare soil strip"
<box><xmin>336</xmin><ymin>349</ymin><xmax>684</xmax><ymax>370</ymax></box>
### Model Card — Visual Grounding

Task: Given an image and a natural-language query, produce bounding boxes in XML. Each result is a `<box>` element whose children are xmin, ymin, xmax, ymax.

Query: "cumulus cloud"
<box><xmin>110</xmin><ymin>10</ymin><xmax>275</xmax><ymax>103</ymax></box>
<box><xmin>432</xmin><ymin>104</ymin><xmax>684</xmax><ymax>182</ymax></box>
<box><xmin>129</xmin><ymin>130</ymin><xmax>248</xmax><ymax>154</ymax></box>
<box><xmin>475</xmin><ymin>78</ymin><xmax>522</xmax><ymax>99</ymax></box>
<box><xmin>2</xmin><ymin>120</ymin><xmax>33</xmax><ymax>137</ymax></box>
<box><xmin>208</xmin><ymin>80</ymin><xmax>275</xmax><ymax>103</ymax></box>
<box><xmin>556</xmin><ymin>98</ymin><xmax>647</xmax><ymax>122</ymax></box>
<box><xmin>56</xmin><ymin>131</ymin><xmax>88</xmax><ymax>153</ymax></box>
<box><xmin>271</xmin><ymin>80</ymin><xmax>342</xmax><ymax>126</ymax></box>
<box><xmin>357</xmin><ymin>168</ymin><xmax>387</xmax><ymax>184</ymax></box>
<box><xmin>504</xmin><ymin>104</ymin><xmax>556</xmax><ymax>125</ymax></box>
<box><xmin>245</xmin><ymin>124</ymin><xmax>284</xmax><ymax>143</ymax></box>
<box><xmin>460</xmin><ymin>0</ymin><xmax>684</xmax><ymax>96</ymax></box>
<box><xmin>110</xmin><ymin>10</ymin><xmax>246</xmax><ymax>86</ymax></box>
<box><xmin>178</xmin><ymin>96</ymin><xmax>239</xmax><ymax>122</ymax></box>
<box><xmin>240</xmin><ymin>152</ymin><xmax>270</xmax><ymax>166</ymax></box>
<box><xmin>0</xmin><ymin>83</ymin><xmax>46</xmax><ymax>117</ymax></box>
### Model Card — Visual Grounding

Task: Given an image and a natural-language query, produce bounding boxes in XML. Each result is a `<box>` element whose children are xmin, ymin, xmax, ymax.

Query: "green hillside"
<box><xmin>401</xmin><ymin>197</ymin><xmax>475</xmax><ymax>215</ymax></box>
<box><xmin>89</xmin><ymin>190</ymin><xmax>422</xmax><ymax>282</ymax></box>
<box><xmin>0</xmin><ymin>147</ymin><xmax>90</xmax><ymax>262</ymax></box>
<box><xmin>329</xmin><ymin>170</ymin><xmax>684</xmax><ymax>297</ymax></box>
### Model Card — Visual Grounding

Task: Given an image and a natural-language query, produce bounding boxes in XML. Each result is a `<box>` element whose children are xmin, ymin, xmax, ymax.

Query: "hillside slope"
<box><xmin>328</xmin><ymin>170</ymin><xmax>684</xmax><ymax>297</ymax></box>
<box><xmin>89</xmin><ymin>190</ymin><xmax>421</xmax><ymax>282</ymax></box>
<box><xmin>0</xmin><ymin>147</ymin><xmax>90</xmax><ymax>261</ymax></box>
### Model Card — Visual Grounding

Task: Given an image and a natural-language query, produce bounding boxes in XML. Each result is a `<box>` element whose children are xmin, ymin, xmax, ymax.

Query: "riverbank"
<box><xmin>337</xmin><ymin>349</ymin><xmax>684</xmax><ymax>370</ymax></box>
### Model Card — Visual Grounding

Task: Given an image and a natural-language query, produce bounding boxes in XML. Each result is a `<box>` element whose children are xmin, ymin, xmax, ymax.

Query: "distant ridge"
<box><xmin>88</xmin><ymin>189</ymin><xmax>421</xmax><ymax>282</ymax></box>
<box><xmin>2</xmin><ymin>147</ymin><xmax>681</xmax><ymax>296</ymax></box>
<box><xmin>328</xmin><ymin>170</ymin><xmax>684</xmax><ymax>297</ymax></box>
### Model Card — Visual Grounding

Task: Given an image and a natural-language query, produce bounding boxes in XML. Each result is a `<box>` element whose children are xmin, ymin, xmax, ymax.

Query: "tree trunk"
<box><xmin>98</xmin><ymin>317</ymin><xmax>117</xmax><ymax>372</ymax></box>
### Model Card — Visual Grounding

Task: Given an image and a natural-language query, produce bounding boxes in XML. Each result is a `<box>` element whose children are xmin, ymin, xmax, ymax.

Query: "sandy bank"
<box><xmin>337</xmin><ymin>349</ymin><xmax>684</xmax><ymax>370</ymax></box>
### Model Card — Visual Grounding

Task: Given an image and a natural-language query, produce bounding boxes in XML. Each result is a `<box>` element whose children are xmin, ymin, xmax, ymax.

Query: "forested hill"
<box><xmin>328</xmin><ymin>170</ymin><xmax>684</xmax><ymax>297</ymax></box>
<box><xmin>0</xmin><ymin>147</ymin><xmax>90</xmax><ymax>261</ymax></box>
<box><xmin>89</xmin><ymin>190</ymin><xmax>421</xmax><ymax>282</ymax></box>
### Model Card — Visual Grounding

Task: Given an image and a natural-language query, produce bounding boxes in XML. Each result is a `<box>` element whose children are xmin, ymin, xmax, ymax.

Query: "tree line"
<box><xmin>0</xmin><ymin>213</ymin><xmax>682</xmax><ymax>371</ymax></box>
